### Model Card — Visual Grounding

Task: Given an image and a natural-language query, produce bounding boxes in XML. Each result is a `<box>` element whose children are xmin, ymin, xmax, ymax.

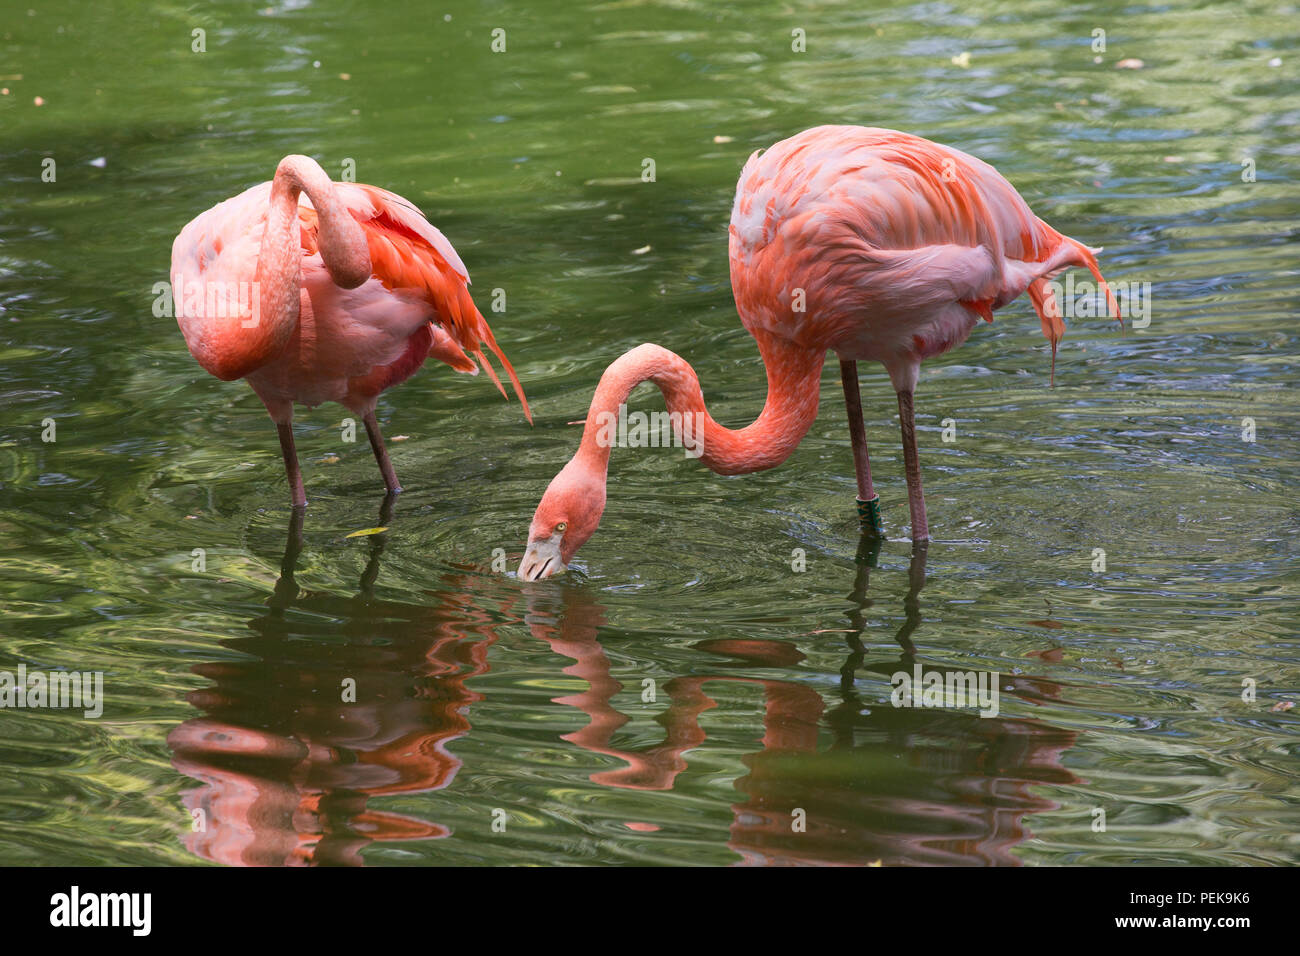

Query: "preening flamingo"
<box><xmin>518</xmin><ymin>126</ymin><xmax>1120</xmax><ymax>580</ymax></box>
<box><xmin>171</xmin><ymin>155</ymin><xmax>529</xmax><ymax>507</ymax></box>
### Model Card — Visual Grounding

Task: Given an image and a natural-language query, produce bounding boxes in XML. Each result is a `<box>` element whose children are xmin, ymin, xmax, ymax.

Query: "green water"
<box><xmin>1</xmin><ymin>0</ymin><xmax>1297</xmax><ymax>865</ymax></box>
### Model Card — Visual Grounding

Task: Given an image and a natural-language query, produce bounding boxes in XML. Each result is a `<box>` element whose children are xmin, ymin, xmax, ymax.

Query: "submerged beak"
<box><xmin>517</xmin><ymin>533</ymin><xmax>566</xmax><ymax>581</ymax></box>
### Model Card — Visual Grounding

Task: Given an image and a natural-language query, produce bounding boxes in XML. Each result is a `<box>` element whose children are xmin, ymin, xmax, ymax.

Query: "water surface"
<box><xmin>0</xmin><ymin>0</ymin><xmax>1297</xmax><ymax>865</ymax></box>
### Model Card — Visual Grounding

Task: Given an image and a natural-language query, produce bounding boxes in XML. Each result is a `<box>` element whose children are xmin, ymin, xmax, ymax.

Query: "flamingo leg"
<box><xmin>276</xmin><ymin>420</ymin><xmax>307</xmax><ymax>509</ymax></box>
<box><xmin>363</xmin><ymin>411</ymin><xmax>403</xmax><ymax>496</ymax></box>
<box><xmin>895</xmin><ymin>389</ymin><xmax>929</xmax><ymax>541</ymax></box>
<box><xmin>839</xmin><ymin>359</ymin><xmax>882</xmax><ymax>533</ymax></box>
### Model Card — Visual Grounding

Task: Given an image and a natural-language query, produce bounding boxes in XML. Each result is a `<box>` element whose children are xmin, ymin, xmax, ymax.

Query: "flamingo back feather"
<box><xmin>729</xmin><ymin>126</ymin><xmax>1122</xmax><ymax>383</ymax></box>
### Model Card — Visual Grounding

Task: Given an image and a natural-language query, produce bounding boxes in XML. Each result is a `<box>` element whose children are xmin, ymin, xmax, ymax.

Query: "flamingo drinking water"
<box><xmin>171</xmin><ymin>155</ymin><xmax>529</xmax><ymax>508</ymax></box>
<box><xmin>518</xmin><ymin>126</ymin><xmax>1120</xmax><ymax>580</ymax></box>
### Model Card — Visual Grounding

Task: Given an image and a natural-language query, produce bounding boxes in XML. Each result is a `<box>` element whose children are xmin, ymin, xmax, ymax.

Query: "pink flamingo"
<box><xmin>171</xmin><ymin>155</ymin><xmax>529</xmax><ymax>507</ymax></box>
<box><xmin>518</xmin><ymin>126</ymin><xmax>1120</xmax><ymax>580</ymax></box>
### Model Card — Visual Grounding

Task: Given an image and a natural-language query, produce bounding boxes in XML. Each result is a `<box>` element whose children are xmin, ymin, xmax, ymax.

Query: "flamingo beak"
<box><xmin>517</xmin><ymin>532</ymin><xmax>566</xmax><ymax>581</ymax></box>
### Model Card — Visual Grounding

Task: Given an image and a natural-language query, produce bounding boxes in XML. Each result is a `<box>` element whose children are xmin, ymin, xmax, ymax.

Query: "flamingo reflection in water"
<box><xmin>528</xmin><ymin>537</ymin><xmax>1079</xmax><ymax>866</ymax></box>
<box><xmin>170</xmin><ymin>512</ymin><xmax>1077</xmax><ymax>866</ymax></box>
<box><xmin>167</xmin><ymin>501</ymin><xmax>503</xmax><ymax>866</ymax></box>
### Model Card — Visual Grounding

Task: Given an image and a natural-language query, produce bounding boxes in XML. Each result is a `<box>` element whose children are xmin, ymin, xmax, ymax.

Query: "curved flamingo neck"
<box><xmin>256</xmin><ymin>155</ymin><xmax>371</xmax><ymax>328</ymax></box>
<box><xmin>572</xmin><ymin>331</ymin><xmax>825</xmax><ymax>478</ymax></box>
<box><xmin>252</xmin><ymin>168</ymin><xmax>309</xmax><ymax>339</ymax></box>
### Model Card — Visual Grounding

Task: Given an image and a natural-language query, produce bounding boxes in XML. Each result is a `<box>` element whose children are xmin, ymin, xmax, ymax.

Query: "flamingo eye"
<box><xmin>555</xmin><ymin>522</ymin><xmax>567</xmax><ymax>534</ymax></box>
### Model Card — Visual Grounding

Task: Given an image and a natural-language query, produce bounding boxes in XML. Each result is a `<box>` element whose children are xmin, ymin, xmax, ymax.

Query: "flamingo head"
<box><xmin>517</xmin><ymin>458</ymin><xmax>606</xmax><ymax>581</ymax></box>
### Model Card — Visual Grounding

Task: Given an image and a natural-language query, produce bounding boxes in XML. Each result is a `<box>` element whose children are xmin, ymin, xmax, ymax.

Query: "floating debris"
<box><xmin>345</xmin><ymin>526</ymin><xmax>388</xmax><ymax>538</ymax></box>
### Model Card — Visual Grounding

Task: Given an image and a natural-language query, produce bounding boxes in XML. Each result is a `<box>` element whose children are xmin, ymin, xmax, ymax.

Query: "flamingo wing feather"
<box><xmin>307</xmin><ymin>183</ymin><xmax>530</xmax><ymax>421</ymax></box>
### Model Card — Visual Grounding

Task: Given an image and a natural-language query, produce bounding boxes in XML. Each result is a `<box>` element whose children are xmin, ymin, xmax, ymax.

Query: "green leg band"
<box><xmin>856</xmin><ymin>494</ymin><xmax>883</xmax><ymax>533</ymax></box>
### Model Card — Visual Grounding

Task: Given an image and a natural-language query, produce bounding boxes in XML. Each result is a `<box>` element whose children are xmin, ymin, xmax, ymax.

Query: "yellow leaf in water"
<box><xmin>346</xmin><ymin>526</ymin><xmax>389</xmax><ymax>538</ymax></box>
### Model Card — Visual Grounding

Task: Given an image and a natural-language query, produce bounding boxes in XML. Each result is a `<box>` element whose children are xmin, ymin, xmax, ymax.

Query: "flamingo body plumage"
<box><xmin>171</xmin><ymin>156</ymin><xmax>529</xmax><ymax>506</ymax></box>
<box><xmin>728</xmin><ymin>126</ymin><xmax>1116</xmax><ymax>391</ymax></box>
<box><xmin>518</xmin><ymin>126</ymin><xmax>1120</xmax><ymax>579</ymax></box>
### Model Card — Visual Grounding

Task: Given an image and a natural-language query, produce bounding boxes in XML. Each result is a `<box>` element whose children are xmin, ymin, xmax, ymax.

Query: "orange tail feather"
<box><xmin>455</xmin><ymin>291</ymin><xmax>532</xmax><ymax>424</ymax></box>
<box><xmin>1065</xmin><ymin>238</ymin><xmax>1123</xmax><ymax>332</ymax></box>
<box><xmin>485</xmin><ymin>335</ymin><xmax>532</xmax><ymax>425</ymax></box>
<box><xmin>471</xmin><ymin>348</ymin><xmax>509</xmax><ymax>400</ymax></box>
<box><xmin>1025</xmin><ymin>235</ymin><xmax>1124</xmax><ymax>386</ymax></box>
